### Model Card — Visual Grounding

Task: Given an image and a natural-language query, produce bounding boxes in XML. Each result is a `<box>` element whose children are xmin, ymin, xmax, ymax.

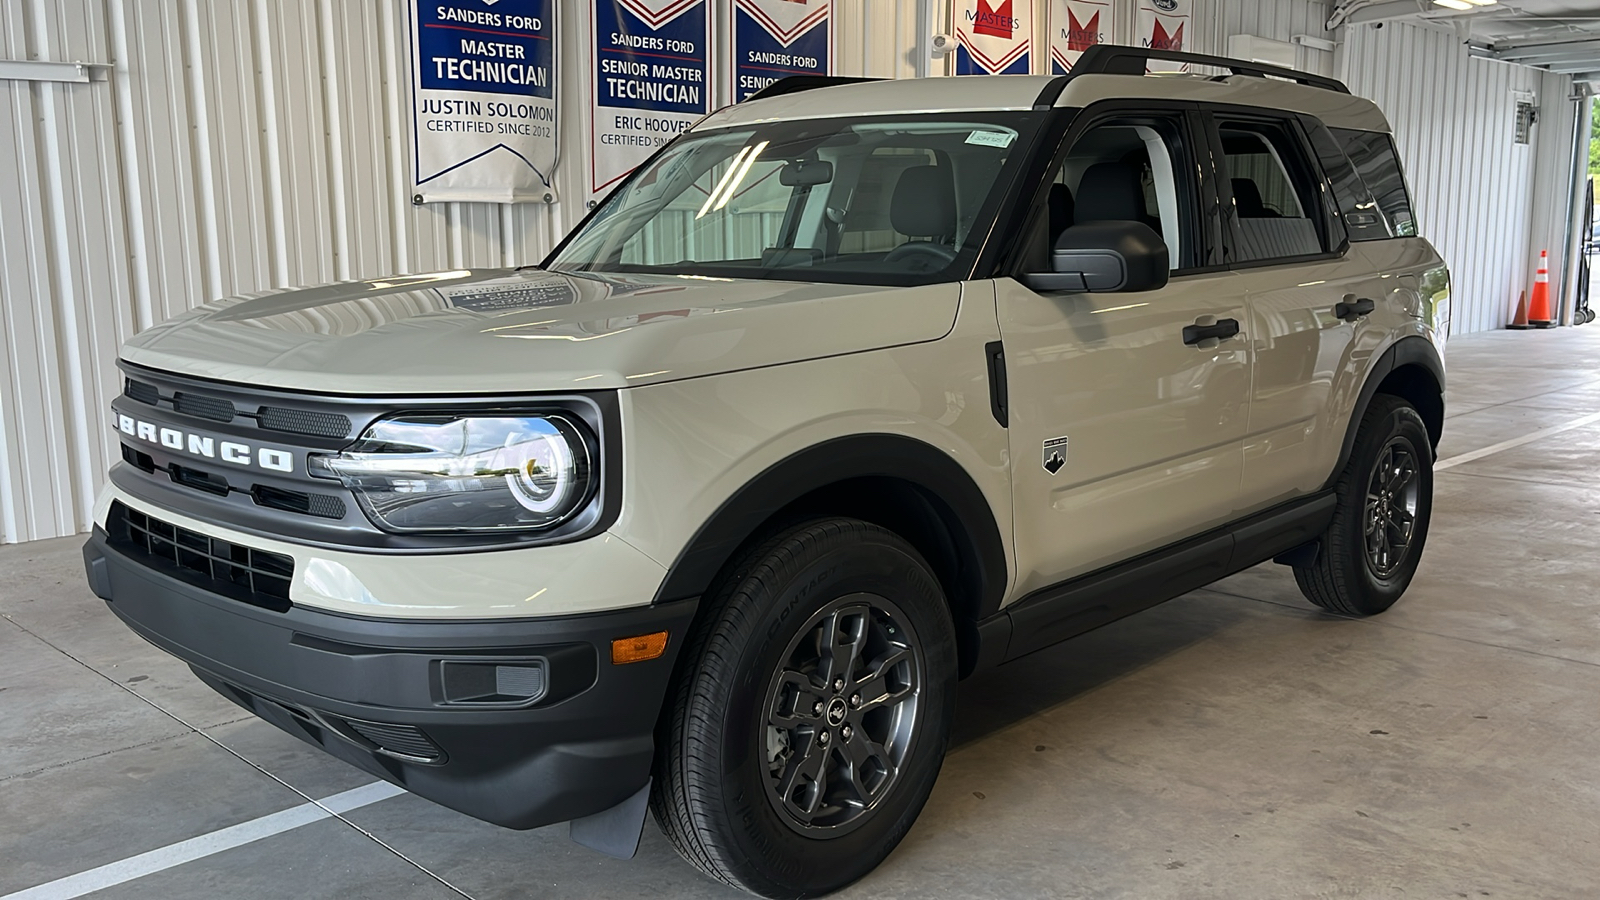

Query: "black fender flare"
<box><xmin>1325</xmin><ymin>335</ymin><xmax>1445</xmax><ymax>490</ymax></box>
<box><xmin>651</xmin><ymin>434</ymin><xmax>1009</xmax><ymax>623</ymax></box>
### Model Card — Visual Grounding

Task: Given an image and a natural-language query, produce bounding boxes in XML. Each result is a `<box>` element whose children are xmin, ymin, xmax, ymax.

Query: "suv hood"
<box><xmin>121</xmin><ymin>269</ymin><xmax>960</xmax><ymax>394</ymax></box>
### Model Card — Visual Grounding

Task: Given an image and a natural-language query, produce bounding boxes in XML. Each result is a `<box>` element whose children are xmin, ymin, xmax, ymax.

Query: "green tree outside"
<box><xmin>1590</xmin><ymin>96</ymin><xmax>1600</xmax><ymax>177</ymax></box>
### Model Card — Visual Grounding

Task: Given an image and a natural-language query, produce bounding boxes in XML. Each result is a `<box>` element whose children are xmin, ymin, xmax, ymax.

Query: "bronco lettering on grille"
<box><xmin>116</xmin><ymin>413</ymin><xmax>294</xmax><ymax>474</ymax></box>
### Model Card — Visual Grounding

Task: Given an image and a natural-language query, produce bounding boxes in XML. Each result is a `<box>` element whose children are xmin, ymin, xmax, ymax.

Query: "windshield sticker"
<box><xmin>965</xmin><ymin>130</ymin><xmax>1016</xmax><ymax>148</ymax></box>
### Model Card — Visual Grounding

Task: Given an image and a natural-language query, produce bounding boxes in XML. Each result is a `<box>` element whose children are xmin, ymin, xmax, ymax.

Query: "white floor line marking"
<box><xmin>1</xmin><ymin>781</ymin><xmax>405</xmax><ymax>900</ymax></box>
<box><xmin>1435</xmin><ymin>410</ymin><xmax>1600</xmax><ymax>472</ymax></box>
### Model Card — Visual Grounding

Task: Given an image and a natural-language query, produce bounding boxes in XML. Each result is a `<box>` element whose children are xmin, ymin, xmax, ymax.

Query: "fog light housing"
<box><xmin>439</xmin><ymin>660</ymin><xmax>547</xmax><ymax>705</ymax></box>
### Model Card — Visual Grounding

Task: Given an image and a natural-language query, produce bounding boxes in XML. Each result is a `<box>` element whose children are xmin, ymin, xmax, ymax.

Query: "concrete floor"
<box><xmin>5</xmin><ymin>325</ymin><xmax>1600</xmax><ymax>900</ymax></box>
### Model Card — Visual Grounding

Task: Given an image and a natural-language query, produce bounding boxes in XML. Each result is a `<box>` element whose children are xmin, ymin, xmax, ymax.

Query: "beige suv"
<box><xmin>84</xmin><ymin>46</ymin><xmax>1448</xmax><ymax>899</ymax></box>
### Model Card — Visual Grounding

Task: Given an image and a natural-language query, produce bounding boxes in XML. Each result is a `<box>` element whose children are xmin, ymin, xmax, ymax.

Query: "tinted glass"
<box><xmin>1332</xmin><ymin>128</ymin><xmax>1417</xmax><ymax>238</ymax></box>
<box><xmin>1301</xmin><ymin>117</ymin><xmax>1385</xmax><ymax>242</ymax></box>
<box><xmin>1216</xmin><ymin>120</ymin><xmax>1324</xmax><ymax>262</ymax></box>
<box><xmin>547</xmin><ymin>113</ymin><xmax>1045</xmax><ymax>286</ymax></box>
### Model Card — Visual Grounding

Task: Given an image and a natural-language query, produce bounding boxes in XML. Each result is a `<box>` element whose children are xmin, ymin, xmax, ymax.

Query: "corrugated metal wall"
<box><xmin>0</xmin><ymin>0</ymin><xmax>1577</xmax><ymax>543</ymax></box>
<box><xmin>1342</xmin><ymin>21</ymin><xmax>1577</xmax><ymax>336</ymax></box>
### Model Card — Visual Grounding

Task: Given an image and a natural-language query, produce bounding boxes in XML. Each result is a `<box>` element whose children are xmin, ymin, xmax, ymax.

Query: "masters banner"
<box><xmin>955</xmin><ymin>0</ymin><xmax>1033</xmax><ymax>75</ymax></box>
<box><xmin>1137</xmin><ymin>0</ymin><xmax>1190</xmax><ymax>72</ymax></box>
<box><xmin>590</xmin><ymin>0</ymin><xmax>711</xmax><ymax>196</ymax></box>
<box><xmin>731</xmin><ymin>0</ymin><xmax>832</xmax><ymax>102</ymax></box>
<box><xmin>410</xmin><ymin>0</ymin><xmax>557</xmax><ymax>204</ymax></box>
<box><xmin>1048</xmin><ymin>0</ymin><xmax>1110</xmax><ymax>73</ymax></box>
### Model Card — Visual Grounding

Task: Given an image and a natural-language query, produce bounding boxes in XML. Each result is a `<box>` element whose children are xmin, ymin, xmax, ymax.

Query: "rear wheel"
<box><xmin>652</xmin><ymin>518</ymin><xmax>956</xmax><ymax>898</ymax></box>
<box><xmin>1294</xmin><ymin>394</ymin><xmax>1433</xmax><ymax>616</ymax></box>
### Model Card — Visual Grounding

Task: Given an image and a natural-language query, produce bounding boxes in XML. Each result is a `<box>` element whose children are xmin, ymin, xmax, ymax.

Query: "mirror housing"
<box><xmin>780</xmin><ymin>159</ymin><xmax>834</xmax><ymax>187</ymax></box>
<box><xmin>1023</xmin><ymin>221</ymin><xmax>1170</xmax><ymax>293</ymax></box>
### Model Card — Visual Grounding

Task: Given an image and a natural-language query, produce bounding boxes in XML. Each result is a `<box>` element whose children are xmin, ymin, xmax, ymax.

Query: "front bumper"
<box><xmin>83</xmin><ymin>529</ymin><xmax>696</xmax><ymax>829</ymax></box>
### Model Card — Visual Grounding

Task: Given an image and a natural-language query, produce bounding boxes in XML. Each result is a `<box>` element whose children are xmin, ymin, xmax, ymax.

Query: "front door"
<box><xmin>996</xmin><ymin>107</ymin><xmax>1250</xmax><ymax>599</ymax></box>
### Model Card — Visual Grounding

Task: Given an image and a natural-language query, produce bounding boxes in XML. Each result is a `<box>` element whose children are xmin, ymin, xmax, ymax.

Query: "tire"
<box><xmin>1294</xmin><ymin>394</ymin><xmax>1433</xmax><ymax>616</ymax></box>
<box><xmin>651</xmin><ymin>518</ymin><xmax>957</xmax><ymax>898</ymax></box>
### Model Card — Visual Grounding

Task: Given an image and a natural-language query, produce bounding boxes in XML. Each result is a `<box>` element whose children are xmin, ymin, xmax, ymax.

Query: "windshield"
<box><xmin>546</xmin><ymin>112</ymin><xmax>1046</xmax><ymax>285</ymax></box>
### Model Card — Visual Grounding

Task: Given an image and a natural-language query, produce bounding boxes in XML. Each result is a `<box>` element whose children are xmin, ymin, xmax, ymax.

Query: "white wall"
<box><xmin>0</xmin><ymin>0</ymin><xmax>1577</xmax><ymax>543</ymax></box>
<box><xmin>1342</xmin><ymin>20</ymin><xmax>1578</xmax><ymax>336</ymax></box>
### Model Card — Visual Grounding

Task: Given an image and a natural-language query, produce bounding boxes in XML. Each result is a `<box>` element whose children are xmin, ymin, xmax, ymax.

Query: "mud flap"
<box><xmin>568</xmin><ymin>779</ymin><xmax>651</xmax><ymax>859</ymax></box>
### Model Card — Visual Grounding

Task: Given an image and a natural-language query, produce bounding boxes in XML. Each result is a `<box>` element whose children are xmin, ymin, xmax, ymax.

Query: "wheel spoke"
<box><xmin>777</xmin><ymin>733</ymin><xmax>829</xmax><ymax>821</ymax></box>
<box><xmin>839</xmin><ymin>728</ymin><xmax>887</xmax><ymax>805</ymax></box>
<box><xmin>854</xmin><ymin>645</ymin><xmax>916</xmax><ymax>714</ymax></box>
<box><xmin>1390</xmin><ymin>503</ymin><xmax>1415</xmax><ymax>529</ymax></box>
<box><xmin>819</xmin><ymin>605</ymin><xmax>869</xmax><ymax>688</ymax></box>
<box><xmin>1390</xmin><ymin>458</ymin><xmax>1417</xmax><ymax>493</ymax></box>
<box><xmin>769</xmin><ymin>670</ymin><xmax>826</xmax><ymax>728</ymax></box>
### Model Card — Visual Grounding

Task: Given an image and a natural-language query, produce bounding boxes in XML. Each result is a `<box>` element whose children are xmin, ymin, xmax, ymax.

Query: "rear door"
<box><xmin>1202</xmin><ymin>108</ymin><xmax>1395</xmax><ymax>513</ymax></box>
<box><xmin>995</xmin><ymin>104</ymin><xmax>1250</xmax><ymax>597</ymax></box>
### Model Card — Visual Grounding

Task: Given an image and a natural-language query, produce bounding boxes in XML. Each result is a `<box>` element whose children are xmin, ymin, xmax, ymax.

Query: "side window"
<box><xmin>1332</xmin><ymin>128</ymin><xmax>1417</xmax><ymax>238</ymax></box>
<box><xmin>1301</xmin><ymin>117</ymin><xmax>1389</xmax><ymax>242</ymax></box>
<box><xmin>1215</xmin><ymin>118</ymin><xmax>1325</xmax><ymax>263</ymax></box>
<box><xmin>1022</xmin><ymin>114</ymin><xmax>1203</xmax><ymax>273</ymax></box>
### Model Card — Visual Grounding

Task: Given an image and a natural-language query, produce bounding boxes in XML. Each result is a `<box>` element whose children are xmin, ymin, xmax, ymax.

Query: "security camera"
<box><xmin>930</xmin><ymin>33</ymin><xmax>955</xmax><ymax>57</ymax></box>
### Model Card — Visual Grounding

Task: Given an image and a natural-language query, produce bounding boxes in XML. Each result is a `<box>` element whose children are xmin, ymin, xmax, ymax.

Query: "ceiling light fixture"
<box><xmin>1432</xmin><ymin>0</ymin><xmax>1475</xmax><ymax>9</ymax></box>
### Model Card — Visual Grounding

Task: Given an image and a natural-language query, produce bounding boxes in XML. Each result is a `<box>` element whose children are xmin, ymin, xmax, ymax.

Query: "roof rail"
<box><xmin>1069</xmin><ymin>45</ymin><xmax>1350</xmax><ymax>95</ymax></box>
<box><xmin>744</xmin><ymin>75</ymin><xmax>884</xmax><ymax>102</ymax></box>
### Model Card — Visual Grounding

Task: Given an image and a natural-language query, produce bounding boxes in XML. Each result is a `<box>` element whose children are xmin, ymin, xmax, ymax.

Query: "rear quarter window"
<box><xmin>1301</xmin><ymin>118</ymin><xmax>1390</xmax><ymax>242</ymax></box>
<box><xmin>1331</xmin><ymin>128</ymin><xmax>1417</xmax><ymax>238</ymax></box>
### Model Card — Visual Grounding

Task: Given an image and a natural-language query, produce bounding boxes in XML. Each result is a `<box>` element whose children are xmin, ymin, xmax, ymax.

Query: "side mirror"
<box><xmin>780</xmin><ymin>159</ymin><xmax>833</xmax><ymax>187</ymax></box>
<box><xmin>1023</xmin><ymin>221</ymin><xmax>1170</xmax><ymax>293</ymax></box>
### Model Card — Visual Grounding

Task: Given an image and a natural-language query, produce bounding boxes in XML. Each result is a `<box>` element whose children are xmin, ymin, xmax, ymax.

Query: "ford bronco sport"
<box><xmin>84</xmin><ymin>46</ymin><xmax>1448</xmax><ymax>898</ymax></box>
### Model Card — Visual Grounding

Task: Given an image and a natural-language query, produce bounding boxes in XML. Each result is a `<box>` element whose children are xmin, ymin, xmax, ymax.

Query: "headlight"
<box><xmin>309</xmin><ymin>414</ymin><xmax>594</xmax><ymax>533</ymax></box>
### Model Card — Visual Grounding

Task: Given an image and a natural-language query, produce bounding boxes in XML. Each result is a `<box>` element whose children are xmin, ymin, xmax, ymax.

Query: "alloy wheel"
<box><xmin>762</xmin><ymin>593</ymin><xmax>923</xmax><ymax>836</ymax></box>
<box><xmin>1364</xmin><ymin>438</ymin><xmax>1421</xmax><ymax>578</ymax></box>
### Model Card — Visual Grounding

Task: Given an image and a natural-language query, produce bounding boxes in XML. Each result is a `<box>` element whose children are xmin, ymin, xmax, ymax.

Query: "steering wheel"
<box><xmin>883</xmin><ymin>240</ymin><xmax>958</xmax><ymax>270</ymax></box>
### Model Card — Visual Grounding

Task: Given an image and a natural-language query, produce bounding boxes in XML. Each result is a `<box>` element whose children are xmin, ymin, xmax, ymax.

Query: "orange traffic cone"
<box><xmin>1508</xmin><ymin>289</ymin><xmax>1531</xmax><ymax>329</ymax></box>
<box><xmin>1527</xmin><ymin>250</ymin><xmax>1556</xmax><ymax>328</ymax></box>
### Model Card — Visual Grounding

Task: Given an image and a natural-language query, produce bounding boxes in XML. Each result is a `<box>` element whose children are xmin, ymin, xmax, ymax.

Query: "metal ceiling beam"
<box><xmin>1543</xmin><ymin>58</ymin><xmax>1600</xmax><ymax>74</ymax></box>
<box><xmin>1492</xmin><ymin>38</ymin><xmax>1600</xmax><ymax>63</ymax></box>
<box><xmin>1496</xmin><ymin>49</ymin><xmax>1600</xmax><ymax>67</ymax></box>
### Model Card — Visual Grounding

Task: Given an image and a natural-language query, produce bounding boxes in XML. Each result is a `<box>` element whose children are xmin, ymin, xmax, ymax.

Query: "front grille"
<box><xmin>170</xmin><ymin>463</ymin><xmax>230</xmax><ymax>496</ymax></box>
<box><xmin>121</xmin><ymin>443</ymin><xmax>156</xmax><ymax>472</ymax></box>
<box><xmin>252</xmin><ymin>484</ymin><xmax>347</xmax><ymax>519</ymax></box>
<box><xmin>120</xmin><ymin>376</ymin><xmax>351</xmax><ymax>440</ymax></box>
<box><xmin>108</xmin><ymin>501</ymin><xmax>293</xmax><ymax>612</ymax></box>
<box><xmin>259</xmin><ymin>406</ymin><xmax>351</xmax><ymax>439</ymax></box>
<box><xmin>125</xmin><ymin>379</ymin><xmax>160</xmax><ymax>405</ymax></box>
<box><xmin>119</xmin><ymin>441</ymin><xmax>347</xmax><ymax>521</ymax></box>
<box><xmin>172</xmin><ymin>391</ymin><xmax>236</xmax><ymax>423</ymax></box>
<box><xmin>338</xmin><ymin>719</ymin><xmax>445</xmax><ymax>763</ymax></box>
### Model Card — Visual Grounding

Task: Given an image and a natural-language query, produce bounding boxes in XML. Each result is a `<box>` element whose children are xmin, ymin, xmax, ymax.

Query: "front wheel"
<box><xmin>652</xmin><ymin>518</ymin><xmax>956</xmax><ymax>898</ymax></box>
<box><xmin>1294</xmin><ymin>394</ymin><xmax>1434</xmax><ymax>616</ymax></box>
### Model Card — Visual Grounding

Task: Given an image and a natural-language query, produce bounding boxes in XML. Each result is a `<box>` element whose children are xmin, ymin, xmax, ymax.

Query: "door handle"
<box><xmin>1182</xmin><ymin>317</ymin><xmax>1241</xmax><ymax>346</ymax></box>
<box><xmin>1334</xmin><ymin>297</ymin><xmax>1376</xmax><ymax>322</ymax></box>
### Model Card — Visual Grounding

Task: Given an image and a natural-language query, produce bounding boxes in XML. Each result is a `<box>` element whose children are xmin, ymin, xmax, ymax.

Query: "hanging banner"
<box><xmin>409</xmin><ymin>0</ymin><xmax>557</xmax><ymax>204</ymax></box>
<box><xmin>954</xmin><ymin>0</ymin><xmax>1033</xmax><ymax>76</ymax></box>
<box><xmin>590</xmin><ymin>0</ymin><xmax>711</xmax><ymax>196</ymax></box>
<box><xmin>730</xmin><ymin>0</ymin><xmax>832</xmax><ymax>102</ymax></box>
<box><xmin>1048</xmin><ymin>0</ymin><xmax>1109</xmax><ymax>73</ymax></box>
<box><xmin>1136</xmin><ymin>0</ymin><xmax>1190</xmax><ymax>72</ymax></box>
